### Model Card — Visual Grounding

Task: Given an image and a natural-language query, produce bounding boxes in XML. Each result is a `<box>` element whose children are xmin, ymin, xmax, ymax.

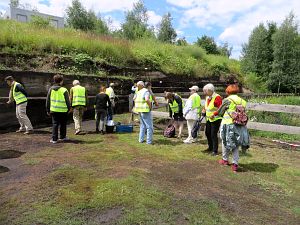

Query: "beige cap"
<box><xmin>189</xmin><ymin>85</ymin><xmax>199</xmax><ymax>92</ymax></box>
<box><xmin>73</xmin><ymin>80</ymin><xmax>80</xmax><ymax>86</ymax></box>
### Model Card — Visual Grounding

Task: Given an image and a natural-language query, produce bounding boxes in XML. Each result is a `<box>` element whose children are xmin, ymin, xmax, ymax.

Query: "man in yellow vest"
<box><xmin>134</xmin><ymin>81</ymin><xmax>153</xmax><ymax>144</ymax></box>
<box><xmin>46</xmin><ymin>75</ymin><xmax>71</xmax><ymax>144</ymax></box>
<box><xmin>106</xmin><ymin>83</ymin><xmax>116</xmax><ymax>119</ymax></box>
<box><xmin>70</xmin><ymin>80</ymin><xmax>88</xmax><ymax>135</ymax></box>
<box><xmin>183</xmin><ymin>86</ymin><xmax>201</xmax><ymax>143</ymax></box>
<box><xmin>165</xmin><ymin>92</ymin><xmax>184</xmax><ymax>138</ymax></box>
<box><xmin>5</xmin><ymin>76</ymin><xmax>33</xmax><ymax>134</ymax></box>
<box><xmin>202</xmin><ymin>83</ymin><xmax>222</xmax><ymax>156</ymax></box>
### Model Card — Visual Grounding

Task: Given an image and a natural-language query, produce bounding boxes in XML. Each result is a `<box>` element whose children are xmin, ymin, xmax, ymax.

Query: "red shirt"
<box><xmin>206</xmin><ymin>95</ymin><xmax>222</xmax><ymax>116</ymax></box>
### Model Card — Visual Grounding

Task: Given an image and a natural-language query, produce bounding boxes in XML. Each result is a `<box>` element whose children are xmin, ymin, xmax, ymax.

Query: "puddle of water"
<box><xmin>0</xmin><ymin>165</ymin><xmax>9</xmax><ymax>173</ymax></box>
<box><xmin>0</xmin><ymin>150</ymin><xmax>25</xmax><ymax>159</ymax></box>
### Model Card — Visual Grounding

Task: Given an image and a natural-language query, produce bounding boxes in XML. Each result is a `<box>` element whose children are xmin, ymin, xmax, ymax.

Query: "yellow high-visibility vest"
<box><xmin>189</xmin><ymin>93</ymin><xmax>201</xmax><ymax>113</ymax></box>
<box><xmin>12</xmin><ymin>82</ymin><xmax>27</xmax><ymax>105</ymax></box>
<box><xmin>169</xmin><ymin>94</ymin><xmax>184</xmax><ymax>113</ymax></box>
<box><xmin>205</xmin><ymin>93</ymin><xmax>222</xmax><ymax>122</ymax></box>
<box><xmin>50</xmin><ymin>87</ymin><xmax>68</xmax><ymax>112</ymax></box>
<box><xmin>71</xmin><ymin>85</ymin><xmax>86</xmax><ymax>107</ymax></box>
<box><xmin>134</xmin><ymin>88</ymin><xmax>150</xmax><ymax>113</ymax></box>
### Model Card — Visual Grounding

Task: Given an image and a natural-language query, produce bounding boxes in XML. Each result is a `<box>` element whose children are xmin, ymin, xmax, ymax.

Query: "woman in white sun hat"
<box><xmin>183</xmin><ymin>85</ymin><xmax>201</xmax><ymax>143</ymax></box>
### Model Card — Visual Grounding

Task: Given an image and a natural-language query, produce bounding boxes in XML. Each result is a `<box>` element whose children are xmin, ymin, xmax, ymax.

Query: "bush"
<box><xmin>30</xmin><ymin>15</ymin><xmax>51</xmax><ymax>28</ymax></box>
<box><xmin>244</xmin><ymin>72</ymin><xmax>268</xmax><ymax>93</ymax></box>
<box><xmin>0</xmin><ymin>20</ymin><xmax>243</xmax><ymax>78</ymax></box>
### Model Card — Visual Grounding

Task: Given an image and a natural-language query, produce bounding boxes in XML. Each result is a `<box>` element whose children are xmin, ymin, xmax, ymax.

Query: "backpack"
<box><xmin>228</xmin><ymin>98</ymin><xmax>248</xmax><ymax>126</ymax></box>
<box><xmin>164</xmin><ymin>124</ymin><xmax>176</xmax><ymax>138</ymax></box>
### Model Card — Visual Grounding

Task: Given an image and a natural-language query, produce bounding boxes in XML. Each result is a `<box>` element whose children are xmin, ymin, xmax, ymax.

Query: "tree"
<box><xmin>218</xmin><ymin>42</ymin><xmax>233</xmax><ymax>57</ymax></box>
<box><xmin>269</xmin><ymin>13</ymin><xmax>299</xmax><ymax>93</ymax></box>
<box><xmin>87</xmin><ymin>10</ymin><xmax>109</xmax><ymax>35</ymax></box>
<box><xmin>241</xmin><ymin>22</ymin><xmax>276</xmax><ymax>81</ymax></box>
<box><xmin>30</xmin><ymin>15</ymin><xmax>51</xmax><ymax>28</ymax></box>
<box><xmin>157</xmin><ymin>12</ymin><xmax>177</xmax><ymax>43</ymax></box>
<box><xmin>196</xmin><ymin>35</ymin><xmax>219</xmax><ymax>54</ymax></box>
<box><xmin>66</xmin><ymin>0</ymin><xmax>93</xmax><ymax>31</ymax></box>
<box><xmin>121</xmin><ymin>0</ymin><xmax>153</xmax><ymax>40</ymax></box>
<box><xmin>66</xmin><ymin>0</ymin><xmax>109</xmax><ymax>34</ymax></box>
<box><xmin>176</xmin><ymin>37</ymin><xmax>188</xmax><ymax>46</ymax></box>
<box><xmin>10</xmin><ymin>0</ymin><xmax>19</xmax><ymax>8</ymax></box>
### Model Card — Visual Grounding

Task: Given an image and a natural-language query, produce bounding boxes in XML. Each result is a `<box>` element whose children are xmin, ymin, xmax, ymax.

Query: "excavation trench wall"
<box><xmin>0</xmin><ymin>70</ymin><xmax>226</xmax><ymax>130</ymax></box>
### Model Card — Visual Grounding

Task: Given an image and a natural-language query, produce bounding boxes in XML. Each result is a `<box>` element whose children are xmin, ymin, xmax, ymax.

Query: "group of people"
<box><xmin>133</xmin><ymin>80</ymin><xmax>249</xmax><ymax>172</ymax></box>
<box><xmin>5</xmin><ymin>75</ymin><xmax>116</xmax><ymax>143</ymax></box>
<box><xmin>5</xmin><ymin>75</ymin><xmax>249</xmax><ymax>172</ymax></box>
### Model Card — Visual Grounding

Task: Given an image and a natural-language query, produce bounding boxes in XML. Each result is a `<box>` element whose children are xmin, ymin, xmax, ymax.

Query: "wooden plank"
<box><xmin>155</xmin><ymin>97</ymin><xmax>300</xmax><ymax>114</ymax></box>
<box><xmin>247</xmin><ymin>103</ymin><xmax>300</xmax><ymax>114</ymax></box>
<box><xmin>247</xmin><ymin>122</ymin><xmax>300</xmax><ymax>135</ymax></box>
<box><xmin>152</xmin><ymin>111</ymin><xmax>300</xmax><ymax>135</ymax></box>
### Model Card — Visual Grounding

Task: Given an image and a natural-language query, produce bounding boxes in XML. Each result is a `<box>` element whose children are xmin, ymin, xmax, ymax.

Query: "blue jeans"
<box><xmin>139</xmin><ymin>112</ymin><xmax>153</xmax><ymax>144</ymax></box>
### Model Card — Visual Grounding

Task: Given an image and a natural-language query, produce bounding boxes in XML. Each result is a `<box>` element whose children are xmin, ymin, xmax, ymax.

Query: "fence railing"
<box><xmin>153</xmin><ymin>97</ymin><xmax>300</xmax><ymax>135</ymax></box>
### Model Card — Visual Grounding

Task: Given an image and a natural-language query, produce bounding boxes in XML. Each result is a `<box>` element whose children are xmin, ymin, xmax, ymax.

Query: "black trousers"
<box><xmin>96</xmin><ymin>109</ymin><xmax>107</xmax><ymax>131</ymax></box>
<box><xmin>205</xmin><ymin>119</ymin><xmax>222</xmax><ymax>153</ymax></box>
<box><xmin>51</xmin><ymin>112</ymin><xmax>68</xmax><ymax>141</ymax></box>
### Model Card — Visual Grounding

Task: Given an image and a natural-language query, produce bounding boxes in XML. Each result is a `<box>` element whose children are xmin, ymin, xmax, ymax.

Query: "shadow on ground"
<box><xmin>0</xmin><ymin>165</ymin><xmax>9</xmax><ymax>173</ymax></box>
<box><xmin>239</xmin><ymin>163</ymin><xmax>279</xmax><ymax>173</ymax></box>
<box><xmin>0</xmin><ymin>150</ymin><xmax>25</xmax><ymax>159</ymax></box>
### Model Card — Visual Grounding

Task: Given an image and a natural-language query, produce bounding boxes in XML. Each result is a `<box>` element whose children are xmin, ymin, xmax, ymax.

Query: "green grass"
<box><xmin>0</xmin><ymin>20</ymin><xmax>240</xmax><ymax>77</ymax></box>
<box><xmin>1</xmin><ymin>115</ymin><xmax>299</xmax><ymax>225</ymax></box>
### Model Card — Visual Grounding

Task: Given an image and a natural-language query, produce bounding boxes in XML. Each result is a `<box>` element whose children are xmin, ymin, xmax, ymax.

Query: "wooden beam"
<box><xmin>152</xmin><ymin>111</ymin><xmax>300</xmax><ymax>135</ymax></box>
<box><xmin>247</xmin><ymin>122</ymin><xmax>300</xmax><ymax>135</ymax></box>
<box><xmin>247</xmin><ymin>103</ymin><xmax>300</xmax><ymax>114</ymax></box>
<box><xmin>155</xmin><ymin>97</ymin><xmax>300</xmax><ymax>114</ymax></box>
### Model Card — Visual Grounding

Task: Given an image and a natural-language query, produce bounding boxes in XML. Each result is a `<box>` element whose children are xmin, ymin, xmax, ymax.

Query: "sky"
<box><xmin>0</xmin><ymin>0</ymin><xmax>299</xmax><ymax>59</ymax></box>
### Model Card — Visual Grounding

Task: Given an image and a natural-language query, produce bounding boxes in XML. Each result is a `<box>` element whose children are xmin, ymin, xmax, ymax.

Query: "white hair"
<box><xmin>203</xmin><ymin>83</ymin><xmax>215</xmax><ymax>92</ymax></box>
<box><xmin>109</xmin><ymin>83</ymin><xmax>115</xmax><ymax>87</ymax></box>
<box><xmin>137</xmin><ymin>81</ymin><xmax>145</xmax><ymax>87</ymax></box>
<box><xmin>73</xmin><ymin>80</ymin><xmax>80</xmax><ymax>86</ymax></box>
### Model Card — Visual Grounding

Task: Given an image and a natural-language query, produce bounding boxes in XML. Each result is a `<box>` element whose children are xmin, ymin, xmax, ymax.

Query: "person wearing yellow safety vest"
<box><xmin>183</xmin><ymin>86</ymin><xmax>201</xmax><ymax>144</ymax></box>
<box><xmin>202</xmin><ymin>83</ymin><xmax>223</xmax><ymax>156</ymax></box>
<box><xmin>106</xmin><ymin>83</ymin><xmax>116</xmax><ymax>120</ymax></box>
<box><xmin>70</xmin><ymin>80</ymin><xmax>88</xmax><ymax>135</ymax></box>
<box><xmin>165</xmin><ymin>92</ymin><xmax>184</xmax><ymax>138</ymax></box>
<box><xmin>215</xmin><ymin>84</ymin><xmax>248</xmax><ymax>173</ymax></box>
<box><xmin>134</xmin><ymin>81</ymin><xmax>153</xmax><ymax>145</ymax></box>
<box><xmin>5</xmin><ymin>76</ymin><xmax>33</xmax><ymax>134</ymax></box>
<box><xmin>46</xmin><ymin>75</ymin><xmax>71</xmax><ymax>144</ymax></box>
<box><xmin>145</xmin><ymin>82</ymin><xmax>159</xmax><ymax>108</ymax></box>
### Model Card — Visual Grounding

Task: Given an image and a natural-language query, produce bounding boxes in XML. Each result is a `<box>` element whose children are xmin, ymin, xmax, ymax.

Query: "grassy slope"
<box><xmin>0</xmin><ymin>20</ymin><xmax>240</xmax><ymax>78</ymax></box>
<box><xmin>0</xmin><ymin>115</ymin><xmax>299</xmax><ymax>225</ymax></box>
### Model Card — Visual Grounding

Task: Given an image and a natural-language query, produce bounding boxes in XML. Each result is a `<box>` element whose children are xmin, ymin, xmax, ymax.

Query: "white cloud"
<box><xmin>104</xmin><ymin>16</ymin><xmax>121</xmax><ymax>31</ymax></box>
<box><xmin>166</xmin><ymin>0</ymin><xmax>198</xmax><ymax>8</ymax></box>
<box><xmin>0</xmin><ymin>0</ymin><xmax>138</xmax><ymax>17</ymax></box>
<box><xmin>167</xmin><ymin>0</ymin><xmax>300</xmax><ymax>58</ymax></box>
<box><xmin>147</xmin><ymin>10</ymin><xmax>162</xmax><ymax>27</ymax></box>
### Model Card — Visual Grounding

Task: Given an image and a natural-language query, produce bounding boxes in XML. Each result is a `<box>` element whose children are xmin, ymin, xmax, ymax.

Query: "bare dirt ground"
<box><xmin>0</xmin><ymin>120</ymin><xmax>299</xmax><ymax>225</ymax></box>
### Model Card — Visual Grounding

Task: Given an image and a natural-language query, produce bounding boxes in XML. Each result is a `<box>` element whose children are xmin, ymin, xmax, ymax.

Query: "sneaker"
<box><xmin>16</xmin><ymin>129</ymin><xmax>25</xmax><ymax>133</ymax></box>
<box><xmin>75</xmin><ymin>130</ymin><xmax>81</xmax><ymax>135</ymax></box>
<box><xmin>183</xmin><ymin>139</ymin><xmax>192</xmax><ymax>144</ymax></box>
<box><xmin>100</xmin><ymin>130</ymin><xmax>105</xmax><ymax>135</ymax></box>
<box><xmin>211</xmin><ymin>152</ymin><xmax>218</xmax><ymax>156</ymax></box>
<box><xmin>24</xmin><ymin>130</ymin><xmax>34</xmax><ymax>135</ymax></box>
<box><xmin>232</xmin><ymin>164</ymin><xmax>238</xmax><ymax>173</ymax></box>
<box><xmin>218</xmin><ymin>159</ymin><xmax>229</xmax><ymax>166</ymax></box>
<box><xmin>50</xmin><ymin>139</ymin><xmax>57</xmax><ymax>144</ymax></box>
